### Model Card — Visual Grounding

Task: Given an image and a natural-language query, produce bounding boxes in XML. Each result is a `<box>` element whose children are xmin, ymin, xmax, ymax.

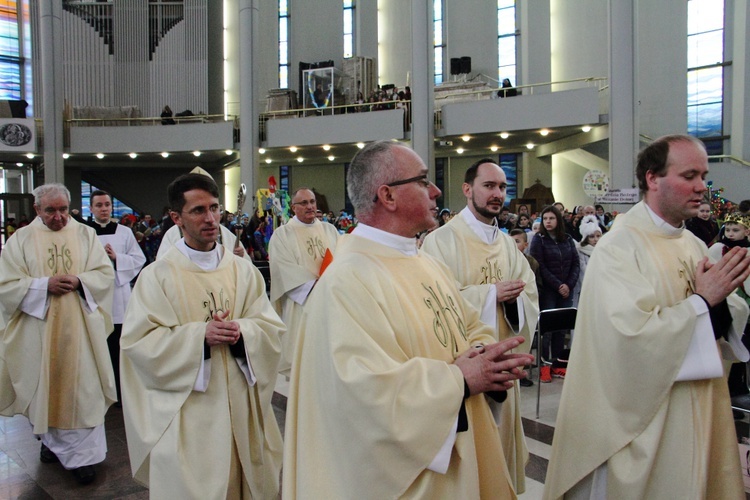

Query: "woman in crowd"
<box><xmin>529</xmin><ymin>205</ymin><xmax>580</xmax><ymax>383</ymax></box>
<box><xmin>515</xmin><ymin>213</ymin><xmax>532</xmax><ymax>232</ymax></box>
<box><xmin>685</xmin><ymin>201</ymin><xmax>719</xmax><ymax>246</ymax></box>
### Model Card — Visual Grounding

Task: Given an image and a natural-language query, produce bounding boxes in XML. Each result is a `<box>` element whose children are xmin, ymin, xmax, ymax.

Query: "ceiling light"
<box><xmin>526</xmin><ymin>143</ymin><xmax>534</xmax><ymax>150</ymax></box>
<box><xmin>225</xmin><ymin>150</ymin><xmax>233</xmax><ymax>155</ymax></box>
<box><xmin>25</xmin><ymin>153</ymin><xmax>34</xmax><ymax>159</ymax></box>
<box><xmin>161</xmin><ymin>152</ymin><xmax>169</xmax><ymax>158</ymax></box>
<box><xmin>322</xmin><ymin>144</ymin><xmax>331</xmax><ymax>151</ymax></box>
<box><xmin>129</xmin><ymin>153</ymin><xmax>138</xmax><ymax>159</ymax></box>
<box><xmin>265</xmin><ymin>158</ymin><xmax>272</xmax><ymax>164</ymax></box>
<box><xmin>297</xmin><ymin>157</ymin><xmax>304</xmax><ymax>163</ymax></box>
<box><xmin>258</xmin><ymin>148</ymin><xmax>266</xmax><ymax>154</ymax></box>
<box><xmin>328</xmin><ymin>155</ymin><xmax>335</xmax><ymax>161</ymax></box>
<box><xmin>456</xmin><ymin>148</ymin><xmax>464</xmax><ymax>154</ymax></box>
<box><xmin>500</xmin><ymin>132</ymin><xmax>510</xmax><ymax>139</ymax></box>
<box><xmin>356</xmin><ymin>142</ymin><xmax>365</xmax><ymax>149</ymax></box>
<box><xmin>461</xmin><ymin>135</ymin><xmax>471</xmax><ymax>142</ymax></box>
<box><xmin>289</xmin><ymin>146</ymin><xmax>298</xmax><ymax>153</ymax></box>
<box><xmin>582</xmin><ymin>125</ymin><xmax>592</xmax><ymax>132</ymax></box>
<box><xmin>62</xmin><ymin>153</ymin><xmax>70</xmax><ymax>159</ymax></box>
<box><xmin>96</xmin><ymin>153</ymin><xmax>105</xmax><ymax>159</ymax></box>
<box><xmin>540</xmin><ymin>129</ymin><xmax>549</xmax><ymax>136</ymax></box>
<box><xmin>490</xmin><ymin>146</ymin><xmax>499</xmax><ymax>152</ymax></box>
<box><xmin>193</xmin><ymin>151</ymin><xmax>201</xmax><ymax>157</ymax></box>
<box><xmin>16</xmin><ymin>162</ymin><xmax>23</xmax><ymax>167</ymax></box>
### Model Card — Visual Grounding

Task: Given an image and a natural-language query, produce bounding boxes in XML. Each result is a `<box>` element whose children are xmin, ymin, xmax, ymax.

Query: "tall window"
<box><xmin>687</xmin><ymin>0</ymin><xmax>724</xmax><ymax>154</ymax></box>
<box><xmin>433</xmin><ymin>0</ymin><xmax>444</xmax><ymax>85</ymax></box>
<box><xmin>343</xmin><ymin>0</ymin><xmax>354</xmax><ymax>59</ymax></box>
<box><xmin>497</xmin><ymin>0</ymin><xmax>516</xmax><ymax>87</ymax></box>
<box><xmin>499</xmin><ymin>154</ymin><xmax>518</xmax><ymax>202</ymax></box>
<box><xmin>279</xmin><ymin>0</ymin><xmax>289</xmax><ymax>88</ymax></box>
<box><xmin>0</xmin><ymin>0</ymin><xmax>22</xmax><ymax>100</ymax></box>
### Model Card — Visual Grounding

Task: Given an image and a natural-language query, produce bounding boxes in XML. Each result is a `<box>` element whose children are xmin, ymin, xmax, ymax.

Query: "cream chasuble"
<box><xmin>121</xmin><ymin>246</ymin><xmax>284</xmax><ymax>499</ymax></box>
<box><xmin>283</xmin><ymin>232</ymin><xmax>516</xmax><ymax>500</ymax></box>
<box><xmin>422</xmin><ymin>209</ymin><xmax>539</xmax><ymax>493</ymax></box>
<box><xmin>0</xmin><ymin>217</ymin><xmax>115</xmax><ymax>433</ymax></box>
<box><xmin>544</xmin><ymin>202</ymin><xmax>747</xmax><ymax>500</ymax></box>
<box><xmin>269</xmin><ymin>218</ymin><xmax>338</xmax><ymax>375</ymax></box>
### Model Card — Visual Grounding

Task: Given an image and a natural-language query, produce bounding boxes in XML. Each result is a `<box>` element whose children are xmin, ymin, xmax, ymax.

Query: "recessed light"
<box><xmin>289</xmin><ymin>146</ymin><xmax>298</xmax><ymax>153</ymax></box>
<box><xmin>526</xmin><ymin>143</ymin><xmax>534</xmax><ymax>150</ymax></box>
<box><xmin>540</xmin><ymin>129</ymin><xmax>549</xmax><ymax>136</ymax></box>
<box><xmin>15</xmin><ymin>162</ymin><xmax>23</xmax><ymax>166</ymax></box>
<box><xmin>193</xmin><ymin>151</ymin><xmax>201</xmax><ymax>157</ymax></box>
<box><xmin>62</xmin><ymin>153</ymin><xmax>70</xmax><ymax>159</ymax></box>
<box><xmin>297</xmin><ymin>157</ymin><xmax>304</xmax><ymax>162</ymax></box>
<box><xmin>322</xmin><ymin>145</ymin><xmax>331</xmax><ymax>151</ymax></box>
<box><xmin>328</xmin><ymin>155</ymin><xmax>335</xmax><ymax>161</ymax></box>
<box><xmin>265</xmin><ymin>158</ymin><xmax>272</xmax><ymax>164</ymax></box>
<box><xmin>258</xmin><ymin>148</ymin><xmax>266</xmax><ymax>154</ymax></box>
<box><xmin>461</xmin><ymin>135</ymin><xmax>471</xmax><ymax>142</ymax></box>
<box><xmin>129</xmin><ymin>153</ymin><xmax>138</xmax><ymax>159</ymax></box>
<box><xmin>456</xmin><ymin>148</ymin><xmax>464</xmax><ymax>154</ymax></box>
<box><xmin>225</xmin><ymin>150</ymin><xmax>233</xmax><ymax>155</ymax></box>
<box><xmin>582</xmin><ymin>125</ymin><xmax>592</xmax><ymax>132</ymax></box>
<box><xmin>356</xmin><ymin>142</ymin><xmax>365</xmax><ymax>149</ymax></box>
<box><xmin>96</xmin><ymin>153</ymin><xmax>105</xmax><ymax>159</ymax></box>
<box><xmin>26</xmin><ymin>153</ymin><xmax>34</xmax><ymax>159</ymax></box>
<box><xmin>500</xmin><ymin>132</ymin><xmax>509</xmax><ymax>139</ymax></box>
<box><xmin>490</xmin><ymin>146</ymin><xmax>499</xmax><ymax>152</ymax></box>
<box><xmin>161</xmin><ymin>152</ymin><xmax>169</xmax><ymax>158</ymax></box>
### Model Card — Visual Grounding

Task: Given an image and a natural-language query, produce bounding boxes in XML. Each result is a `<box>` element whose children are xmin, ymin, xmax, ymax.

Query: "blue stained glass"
<box><xmin>687</xmin><ymin>102</ymin><xmax>722</xmax><ymax>137</ymax></box>
<box><xmin>687</xmin><ymin>67</ymin><xmax>722</xmax><ymax>106</ymax></box>
<box><xmin>0</xmin><ymin>62</ymin><xmax>20</xmax><ymax>99</ymax></box>
<box><xmin>499</xmin><ymin>154</ymin><xmax>517</xmax><ymax>201</ymax></box>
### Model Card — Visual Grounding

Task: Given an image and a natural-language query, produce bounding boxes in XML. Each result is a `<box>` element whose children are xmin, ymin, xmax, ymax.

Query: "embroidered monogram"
<box><xmin>46</xmin><ymin>243</ymin><xmax>73</xmax><ymax>274</ymax></box>
<box><xmin>423</xmin><ymin>281</ymin><xmax>468</xmax><ymax>352</ymax></box>
<box><xmin>203</xmin><ymin>289</ymin><xmax>231</xmax><ymax>322</ymax></box>
<box><xmin>305</xmin><ymin>236</ymin><xmax>327</xmax><ymax>259</ymax></box>
<box><xmin>479</xmin><ymin>257</ymin><xmax>504</xmax><ymax>284</ymax></box>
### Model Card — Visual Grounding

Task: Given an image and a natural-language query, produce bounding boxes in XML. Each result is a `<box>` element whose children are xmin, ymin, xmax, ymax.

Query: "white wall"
<box><xmin>378</xmin><ymin>0</ymin><xmax>412</xmax><ymax>88</ymax></box>
<box><xmin>444</xmin><ymin>1</ymin><xmax>497</xmax><ymax>83</ymax></box>
<box><xmin>550</xmin><ymin>0</ymin><xmax>607</xmax><ymax>83</ymax></box>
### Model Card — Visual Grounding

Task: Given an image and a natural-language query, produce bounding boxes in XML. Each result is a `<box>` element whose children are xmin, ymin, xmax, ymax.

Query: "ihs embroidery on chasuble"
<box><xmin>305</xmin><ymin>236</ymin><xmax>327</xmax><ymax>259</ymax></box>
<box><xmin>422</xmin><ymin>281</ymin><xmax>468</xmax><ymax>354</ymax></box>
<box><xmin>203</xmin><ymin>288</ymin><xmax>231</xmax><ymax>322</ymax></box>
<box><xmin>479</xmin><ymin>257</ymin><xmax>504</xmax><ymax>285</ymax></box>
<box><xmin>47</xmin><ymin>243</ymin><xmax>73</xmax><ymax>274</ymax></box>
<box><xmin>677</xmin><ymin>256</ymin><xmax>697</xmax><ymax>299</ymax></box>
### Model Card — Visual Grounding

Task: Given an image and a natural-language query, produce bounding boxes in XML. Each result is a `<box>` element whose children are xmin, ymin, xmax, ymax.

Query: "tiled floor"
<box><xmin>2</xmin><ymin>374</ymin><xmax>748</xmax><ymax>499</ymax></box>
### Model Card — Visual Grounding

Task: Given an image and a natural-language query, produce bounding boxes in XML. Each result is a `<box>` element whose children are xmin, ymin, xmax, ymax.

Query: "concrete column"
<box><xmin>608</xmin><ymin>0</ymin><xmax>639</xmax><ymax>189</ymax></box>
<box><xmin>410</xmin><ymin>0</ymin><xmax>435</xmax><ymax>178</ymax></box>
<box><xmin>731</xmin><ymin>0</ymin><xmax>750</xmax><ymax>161</ymax></box>
<box><xmin>39</xmin><ymin>2</ymin><xmax>64</xmax><ymax>184</ymax></box>
<box><xmin>519</xmin><ymin>0</ymin><xmax>551</xmax><ymax>89</ymax></box>
<box><xmin>239</xmin><ymin>0</ymin><xmax>259</xmax><ymax>197</ymax></box>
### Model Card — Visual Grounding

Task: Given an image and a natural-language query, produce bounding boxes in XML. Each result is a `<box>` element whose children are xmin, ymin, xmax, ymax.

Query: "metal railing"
<box><xmin>66</xmin><ymin>113</ymin><xmax>237</xmax><ymax>128</ymax></box>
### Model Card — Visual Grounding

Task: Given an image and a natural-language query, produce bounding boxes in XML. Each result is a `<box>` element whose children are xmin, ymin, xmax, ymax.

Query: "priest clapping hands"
<box><xmin>205</xmin><ymin>310</ymin><xmax>241</xmax><ymax>346</ymax></box>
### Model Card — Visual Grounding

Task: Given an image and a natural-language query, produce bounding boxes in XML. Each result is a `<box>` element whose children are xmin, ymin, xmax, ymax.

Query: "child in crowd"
<box><xmin>572</xmin><ymin>215</ymin><xmax>602</xmax><ymax>307</ymax></box>
<box><xmin>708</xmin><ymin>212</ymin><xmax>750</xmax><ymax>399</ymax></box>
<box><xmin>510</xmin><ymin>229</ymin><xmax>541</xmax><ymax>388</ymax></box>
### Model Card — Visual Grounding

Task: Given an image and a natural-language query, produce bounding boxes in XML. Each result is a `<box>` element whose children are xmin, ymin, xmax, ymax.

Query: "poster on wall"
<box><xmin>582</xmin><ymin>170</ymin><xmax>610</xmax><ymax>198</ymax></box>
<box><xmin>0</xmin><ymin>118</ymin><xmax>35</xmax><ymax>152</ymax></box>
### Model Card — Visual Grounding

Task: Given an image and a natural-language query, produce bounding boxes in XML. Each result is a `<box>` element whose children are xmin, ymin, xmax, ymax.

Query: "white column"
<box><xmin>239</xmin><ymin>0</ymin><xmax>258</xmax><ymax>197</ymax></box>
<box><xmin>410</xmin><ymin>0</ymin><xmax>435</xmax><ymax>177</ymax></box>
<box><xmin>608</xmin><ymin>0</ymin><xmax>639</xmax><ymax>189</ymax></box>
<box><xmin>731</xmin><ymin>0</ymin><xmax>750</xmax><ymax>162</ymax></box>
<box><xmin>39</xmin><ymin>1</ymin><xmax>64</xmax><ymax>183</ymax></box>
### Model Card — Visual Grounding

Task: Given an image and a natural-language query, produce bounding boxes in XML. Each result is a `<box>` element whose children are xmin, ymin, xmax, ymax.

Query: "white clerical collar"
<box><xmin>176</xmin><ymin>239</ymin><xmax>224</xmax><ymax>270</ymax></box>
<box><xmin>291</xmin><ymin>216</ymin><xmax>316</xmax><ymax>227</ymax></box>
<box><xmin>460</xmin><ymin>206</ymin><xmax>498</xmax><ymax>244</ymax></box>
<box><xmin>644</xmin><ymin>202</ymin><xmax>684</xmax><ymax>236</ymax></box>
<box><xmin>94</xmin><ymin>219</ymin><xmax>110</xmax><ymax>227</ymax></box>
<box><xmin>352</xmin><ymin>223</ymin><xmax>419</xmax><ymax>256</ymax></box>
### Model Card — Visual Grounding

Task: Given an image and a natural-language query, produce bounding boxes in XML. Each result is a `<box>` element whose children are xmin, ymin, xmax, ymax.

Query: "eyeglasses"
<box><xmin>373</xmin><ymin>174</ymin><xmax>431</xmax><ymax>202</ymax></box>
<box><xmin>181</xmin><ymin>204</ymin><xmax>221</xmax><ymax>217</ymax></box>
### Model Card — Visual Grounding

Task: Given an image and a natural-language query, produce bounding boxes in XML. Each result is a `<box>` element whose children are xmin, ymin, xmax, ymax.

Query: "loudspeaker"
<box><xmin>450</xmin><ymin>58</ymin><xmax>461</xmax><ymax>75</ymax></box>
<box><xmin>460</xmin><ymin>56</ymin><xmax>471</xmax><ymax>74</ymax></box>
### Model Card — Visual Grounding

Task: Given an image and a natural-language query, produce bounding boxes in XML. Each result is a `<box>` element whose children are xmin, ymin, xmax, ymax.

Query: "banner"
<box><xmin>595</xmin><ymin>188</ymin><xmax>640</xmax><ymax>204</ymax></box>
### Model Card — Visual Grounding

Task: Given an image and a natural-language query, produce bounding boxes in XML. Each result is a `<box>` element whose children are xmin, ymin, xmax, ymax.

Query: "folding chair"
<box><xmin>534</xmin><ymin>307</ymin><xmax>577</xmax><ymax>419</ymax></box>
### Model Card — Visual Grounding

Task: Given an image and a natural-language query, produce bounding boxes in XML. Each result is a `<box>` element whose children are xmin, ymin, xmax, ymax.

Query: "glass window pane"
<box><xmin>279</xmin><ymin>42</ymin><xmax>288</xmax><ymax>64</ymax></box>
<box><xmin>344</xmin><ymin>35</ymin><xmax>353</xmax><ymax>58</ymax></box>
<box><xmin>497</xmin><ymin>9</ymin><xmax>515</xmax><ymax>34</ymax></box>
<box><xmin>688</xmin><ymin>0</ymin><xmax>723</xmax><ymax>34</ymax></box>
<box><xmin>344</xmin><ymin>0</ymin><xmax>353</xmax><ymax>7</ymax></box>
<box><xmin>279</xmin><ymin>17</ymin><xmax>288</xmax><ymax>42</ymax></box>
<box><xmin>344</xmin><ymin>11</ymin><xmax>352</xmax><ymax>34</ymax></box>
<box><xmin>498</xmin><ymin>0</ymin><xmax>515</xmax><ymax>9</ymax></box>
<box><xmin>0</xmin><ymin>61</ymin><xmax>20</xmax><ymax>100</ymax></box>
<box><xmin>687</xmin><ymin>66</ymin><xmax>722</xmax><ymax>105</ymax></box>
<box><xmin>279</xmin><ymin>0</ymin><xmax>287</xmax><ymax>16</ymax></box>
<box><xmin>687</xmin><ymin>102</ymin><xmax>722</xmax><ymax>137</ymax></box>
<box><xmin>687</xmin><ymin>31</ymin><xmax>723</xmax><ymax>67</ymax></box>
<box><xmin>434</xmin><ymin>47</ymin><xmax>443</xmax><ymax>84</ymax></box>
<box><xmin>280</xmin><ymin>65</ymin><xmax>288</xmax><ymax>89</ymax></box>
<box><xmin>434</xmin><ymin>21</ymin><xmax>442</xmax><ymax>45</ymax></box>
<box><xmin>498</xmin><ymin>37</ymin><xmax>515</xmax><ymax>67</ymax></box>
<box><xmin>433</xmin><ymin>0</ymin><xmax>442</xmax><ymax>20</ymax></box>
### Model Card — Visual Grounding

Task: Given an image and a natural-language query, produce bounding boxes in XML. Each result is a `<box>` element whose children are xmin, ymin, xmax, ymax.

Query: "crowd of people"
<box><xmin>0</xmin><ymin>136</ymin><xmax>749</xmax><ymax>498</ymax></box>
